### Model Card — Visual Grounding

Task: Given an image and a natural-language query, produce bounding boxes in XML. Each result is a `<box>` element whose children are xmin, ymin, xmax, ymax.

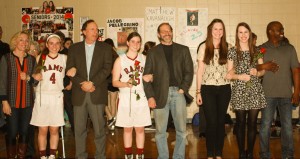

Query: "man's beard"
<box><xmin>159</xmin><ymin>36</ymin><xmax>172</xmax><ymax>43</ymax></box>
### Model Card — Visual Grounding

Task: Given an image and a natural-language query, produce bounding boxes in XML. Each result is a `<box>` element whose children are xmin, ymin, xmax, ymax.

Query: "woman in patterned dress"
<box><xmin>226</xmin><ymin>22</ymin><xmax>267</xmax><ymax>159</ymax></box>
<box><xmin>196</xmin><ymin>19</ymin><xmax>231</xmax><ymax>159</ymax></box>
<box><xmin>112</xmin><ymin>32</ymin><xmax>151</xmax><ymax>159</ymax></box>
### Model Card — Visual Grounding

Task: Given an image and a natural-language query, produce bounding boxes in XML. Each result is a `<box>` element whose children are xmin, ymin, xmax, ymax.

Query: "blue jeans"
<box><xmin>154</xmin><ymin>87</ymin><xmax>187</xmax><ymax>159</ymax></box>
<box><xmin>6</xmin><ymin>107</ymin><xmax>33</xmax><ymax>145</ymax></box>
<box><xmin>259</xmin><ymin>98</ymin><xmax>294</xmax><ymax>158</ymax></box>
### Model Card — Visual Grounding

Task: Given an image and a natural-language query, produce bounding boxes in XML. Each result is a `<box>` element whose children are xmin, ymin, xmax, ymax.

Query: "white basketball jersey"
<box><xmin>116</xmin><ymin>53</ymin><xmax>151</xmax><ymax>127</ymax></box>
<box><xmin>119</xmin><ymin>53</ymin><xmax>145</xmax><ymax>93</ymax></box>
<box><xmin>36</xmin><ymin>54</ymin><xmax>66</xmax><ymax>93</ymax></box>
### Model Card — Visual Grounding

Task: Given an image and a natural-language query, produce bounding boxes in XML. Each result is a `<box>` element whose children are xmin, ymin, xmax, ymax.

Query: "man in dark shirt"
<box><xmin>143</xmin><ymin>23</ymin><xmax>194</xmax><ymax>159</ymax></box>
<box><xmin>259</xmin><ymin>21</ymin><xmax>299</xmax><ymax>159</ymax></box>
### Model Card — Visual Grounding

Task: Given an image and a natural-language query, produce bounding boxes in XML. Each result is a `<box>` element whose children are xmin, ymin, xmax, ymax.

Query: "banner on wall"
<box><xmin>106</xmin><ymin>18</ymin><xmax>144</xmax><ymax>54</ymax></box>
<box><xmin>145</xmin><ymin>7</ymin><xmax>176</xmax><ymax>44</ymax></box>
<box><xmin>176</xmin><ymin>8</ymin><xmax>208</xmax><ymax>48</ymax></box>
<box><xmin>21</xmin><ymin>3</ymin><xmax>74</xmax><ymax>42</ymax></box>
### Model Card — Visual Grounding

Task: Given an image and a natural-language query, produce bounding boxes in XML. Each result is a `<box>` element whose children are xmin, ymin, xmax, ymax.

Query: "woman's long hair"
<box><xmin>235</xmin><ymin>22</ymin><xmax>256</xmax><ymax>64</ymax></box>
<box><xmin>203</xmin><ymin>19</ymin><xmax>228</xmax><ymax>65</ymax></box>
<box><xmin>49</xmin><ymin>1</ymin><xmax>55</xmax><ymax>12</ymax></box>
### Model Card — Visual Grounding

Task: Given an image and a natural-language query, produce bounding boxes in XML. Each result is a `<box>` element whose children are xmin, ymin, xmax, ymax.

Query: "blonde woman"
<box><xmin>0</xmin><ymin>31</ymin><xmax>36</xmax><ymax>158</ymax></box>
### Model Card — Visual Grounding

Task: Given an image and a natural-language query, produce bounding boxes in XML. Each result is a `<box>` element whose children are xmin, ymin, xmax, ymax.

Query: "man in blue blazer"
<box><xmin>143</xmin><ymin>23</ymin><xmax>194</xmax><ymax>159</ymax></box>
<box><xmin>66</xmin><ymin>19</ymin><xmax>112</xmax><ymax>159</ymax></box>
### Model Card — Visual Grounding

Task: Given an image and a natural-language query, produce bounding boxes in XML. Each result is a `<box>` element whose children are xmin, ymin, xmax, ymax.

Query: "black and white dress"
<box><xmin>227</xmin><ymin>47</ymin><xmax>266</xmax><ymax>110</ymax></box>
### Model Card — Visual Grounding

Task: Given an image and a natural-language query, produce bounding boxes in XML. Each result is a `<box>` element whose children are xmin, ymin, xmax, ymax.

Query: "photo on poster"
<box><xmin>65</xmin><ymin>18</ymin><xmax>73</xmax><ymax>31</ymax></box>
<box><xmin>177</xmin><ymin>8</ymin><xmax>208</xmax><ymax>47</ymax></box>
<box><xmin>63</xmin><ymin>7</ymin><xmax>73</xmax><ymax>14</ymax></box>
<box><xmin>30</xmin><ymin>21</ymin><xmax>41</xmax><ymax>30</ymax></box>
<box><xmin>31</xmin><ymin>7</ymin><xmax>39</xmax><ymax>14</ymax></box>
<box><xmin>68</xmin><ymin>31</ymin><xmax>73</xmax><ymax>40</ymax></box>
<box><xmin>48</xmin><ymin>1</ymin><xmax>56</xmax><ymax>14</ymax></box>
<box><xmin>187</xmin><ymin>11</ymin><xmax>198</xmax><ymax>26</ymax></box>
<box><xmin>117</xmin><ymin>32</ymin><xmax>127</xmax><ymax>47</ymax></box>
<box><xmin>41</xmin><ymin>21</ymin><xmax>55</xmax><ymax>33</ymax></box>
<box><xmin>33</xmin><ymin>29</ymin><xmax>40</xmax><ymax>41</ymax></box>
<box><xmin>22</xmin><ymin>24</ymin><xmax>28</xmax><ymax>32</ymax></box>
<box><xmin>22</xmin><ymin>8</ymin><xmax>32</xmax><ymax>15</ymax></box>
<box><xmin>55</xmin><ymin>21</ymin><xmax>66</xmax><ymax>30</ymax></box>
<box><xmin>56</xmin><ymin>7</ymin><xmax>64</xmax><ymax>14</ymax></box>
<box><xmin>107</xmin><ymin>18</ymin><xmax>144</xmax><ymax>52</ymax></box>
<box><xmin>117</xmin><ymin>27</ymin><xmax>138</xmax><ymax>47</ymax></box>
<box><xmin>39</xmin><ymin>1</ymin><xmax>50</xmax><ymax>14</ymax></box>
<box><xmin>98</xmin><ymin>28</ymin><xmax>105</xmax><ymax>41</ymax></box>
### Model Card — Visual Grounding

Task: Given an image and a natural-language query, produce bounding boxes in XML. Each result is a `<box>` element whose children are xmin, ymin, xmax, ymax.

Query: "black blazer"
<box><xmin>143</xmin><ymin>43</ymin><xmax>194</xmax><ymax>109</ymax></box>
<box><xmin>66</xmin><ymin>41</ymin><xmax>113</xmax><ymax>106</ymax></box>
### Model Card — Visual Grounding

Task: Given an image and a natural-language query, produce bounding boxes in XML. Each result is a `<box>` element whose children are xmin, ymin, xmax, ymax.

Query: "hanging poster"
<box><xmin>21</xmin><ymin>2</ymin><xmax>74</xmax><ymax>42</ymax></box>
<box><xmin>176</xmin><ymin>8</ymin><xmax>208</xmax><ymax>48</ymax></box>
<box><xmin>79</xmin><ymin>16</ymin><xmax>89</xmax><ymax>41</ymax></box>
<box><xmin>106</xmin><ymin>18</ymin><xmax>144</xmax><ymax>54</ymax></box>
<box><xmin>98</xmin><ymin>27</ymin><xmax>105</xmax><ymax>41</ymax></box>
<box><xmin>145</xmin><ymin>7</ymin><xmax>176</xmax><ymax>44</ymax></box>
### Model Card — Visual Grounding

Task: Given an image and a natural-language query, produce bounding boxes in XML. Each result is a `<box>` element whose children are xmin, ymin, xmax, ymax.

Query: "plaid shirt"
<box><xmin>0</xmin><ymin>52</ymin><xmax>36</xmax><ymax>108</ymax></box>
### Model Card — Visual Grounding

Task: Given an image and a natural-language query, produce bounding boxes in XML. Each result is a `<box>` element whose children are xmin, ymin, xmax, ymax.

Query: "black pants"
<box><xmin>63</xmin><ymin>90</ymin><xmax>74</xmax><ymax>132</ymax></box>
<box><xmin>199</xmin><ymin>106</ymin><xmax>206</xmax><ymax>133</ymax></box>
<box><xmin>201</xmin><ymin>84</ymin><xmax>231</xmax><ymax>157</ymax></box>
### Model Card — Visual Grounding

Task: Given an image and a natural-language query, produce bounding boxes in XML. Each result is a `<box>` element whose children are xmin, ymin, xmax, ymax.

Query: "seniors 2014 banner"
<box><xmin>176</xmin><ymin>8</ymin><xmax>208</xmax><ymax>48</ymax></box>
<box><xmin>106</xmin><ymin>18</ymin><xmax>144</xmax><ymax>54</ymax></box>
<box><xmin>21</xmin><ymin>2</ymin><xmax>73</xmax><ymax>42</ymax></box>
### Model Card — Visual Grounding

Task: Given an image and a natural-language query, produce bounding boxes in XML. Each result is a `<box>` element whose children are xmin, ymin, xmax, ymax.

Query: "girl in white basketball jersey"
<box><xmin>112</xmin><ymin>32</ymin><xmax>151</xmax><ymax>159</ymax></box>
<box><xmin>31</xmin><ymin>34</ymin><xmax>66</xmax><ymax>159</ymax></box>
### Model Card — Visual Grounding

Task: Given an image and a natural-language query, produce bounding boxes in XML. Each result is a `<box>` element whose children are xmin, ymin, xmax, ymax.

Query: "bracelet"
<box><xmin>196</xmin><ymin>92</ymin><xmax>201</xmax><ymax>95</ymax></box>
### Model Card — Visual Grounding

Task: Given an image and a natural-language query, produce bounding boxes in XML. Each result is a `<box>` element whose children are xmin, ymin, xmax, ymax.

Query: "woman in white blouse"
<box><xmin>196</xmin><ymin>19</ymin><xmax>231</xmax><ymax>159</ymax></box>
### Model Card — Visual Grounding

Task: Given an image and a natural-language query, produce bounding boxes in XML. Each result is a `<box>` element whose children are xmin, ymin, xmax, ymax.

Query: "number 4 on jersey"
<box><xmin>50</xmin><ymin>73</ymin><xmax>56</xmax><ymax>84</ymax></box>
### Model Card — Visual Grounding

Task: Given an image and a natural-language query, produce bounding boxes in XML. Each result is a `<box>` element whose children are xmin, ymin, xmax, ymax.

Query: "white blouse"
<box><xmin>197</xmin><ymin>43</ymin><xmax>230</xmax><ymax>85</ymax></box>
